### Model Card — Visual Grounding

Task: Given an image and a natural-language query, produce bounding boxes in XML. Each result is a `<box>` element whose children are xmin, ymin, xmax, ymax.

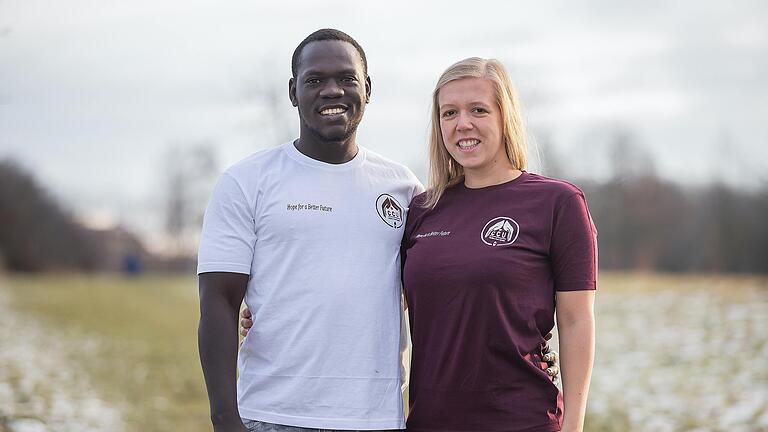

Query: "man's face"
<box><xmin>290</xmin><ymin>40</ymin><xmax>371</xmax><ymax>143</ymax></box>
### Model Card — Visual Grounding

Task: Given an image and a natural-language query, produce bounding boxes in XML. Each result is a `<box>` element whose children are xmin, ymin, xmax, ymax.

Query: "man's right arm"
<box><xmin>198</xmin><ymin>272</ymin><xmax>250</xmax><ymax>432</ymax></box>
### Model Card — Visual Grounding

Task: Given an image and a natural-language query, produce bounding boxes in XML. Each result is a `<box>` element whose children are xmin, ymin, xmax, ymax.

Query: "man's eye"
<box><xmin>341</xmin><ymin>76</ymin><xmax>358</xmax><ymax>82</ymax></box>
<box><xmin>306</xmin><ymin>78</ymin><xmax>321</xmax><ymax>85</ymax></box>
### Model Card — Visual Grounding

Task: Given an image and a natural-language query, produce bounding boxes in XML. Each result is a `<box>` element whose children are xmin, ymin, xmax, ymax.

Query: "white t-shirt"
<box><xmin>198</xmin><ymin>141</ymin><xmax>423</xmax><ymax>429</ymax></box>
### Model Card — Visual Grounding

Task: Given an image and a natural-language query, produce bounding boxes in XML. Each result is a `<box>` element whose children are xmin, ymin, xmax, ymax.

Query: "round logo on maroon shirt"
<box><xmin>481</xmin><ymin>216</ymin><xmax>520</xmax><ymax>246</ymax></box>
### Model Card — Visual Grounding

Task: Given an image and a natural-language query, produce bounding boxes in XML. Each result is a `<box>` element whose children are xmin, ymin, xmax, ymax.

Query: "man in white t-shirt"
<box><xmin>197</xmin><ymin>29</ymin><xmax>422</xmax><ymax>432</ymax></box>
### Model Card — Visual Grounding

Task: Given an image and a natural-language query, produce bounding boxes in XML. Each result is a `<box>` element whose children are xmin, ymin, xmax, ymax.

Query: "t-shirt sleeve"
<box><xmin>550</xmin><ymin>192</ymin><xmax>598</xmax><ymax>291</ymax></box>
<box><xmin>401</xmin><ymin>193</ymin><xmax>427</xmax><ymax>272</ymax></box>
<box><xmin>412</xmin><ymin>180</ymin><xmax>426</xmax><ymax>199</ymax></box>
<box><xmin>406</xmin><ymin>168</ymin><xmax>426</xmax><ymax>201</ymax></box>
<box><xmin>197</xmin><ymin>172</ymin><xmax>257</xmax><ymax>275</ymax></box>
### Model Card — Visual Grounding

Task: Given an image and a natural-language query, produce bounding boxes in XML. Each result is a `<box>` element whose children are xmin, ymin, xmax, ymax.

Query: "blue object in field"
<box><xmin>122</xmin><ymin>253</ymin><xmax>143</xmax><ymax>276</ymax></box>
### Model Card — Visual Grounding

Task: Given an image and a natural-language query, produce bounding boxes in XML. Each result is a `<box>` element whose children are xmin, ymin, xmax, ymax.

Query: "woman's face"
<box><xmin>438</xmin><ymin>77</ymin><xmax>507</xmax><ymax>174</ymax></box>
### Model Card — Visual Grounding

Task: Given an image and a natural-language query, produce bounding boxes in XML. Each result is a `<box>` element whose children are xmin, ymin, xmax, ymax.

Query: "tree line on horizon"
<box><xmin>545</xmin><ymin>129</ymin><xmax>768</xmax><ymax>274</ymax></box>
<box><xmin>0</xmin><ymin>154</ymin><xmax>766</xmax><ymax>274</ymax></box>
<box><xmin>0</xmin><ymin>159</ymin><xmax>184</xmax><ymax>273</ymax></box>
<box><xmin>580</xmin><ymin>177</ymin><xmax>767</xmax><ymax>273</ymax></box>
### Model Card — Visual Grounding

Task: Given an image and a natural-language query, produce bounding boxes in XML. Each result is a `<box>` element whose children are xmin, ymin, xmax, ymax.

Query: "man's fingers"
<box><xmin>546</xmin><ymin>365</ymin><xmax>559</xmax><ymax>377</ymax></box>
<box><xmin>241</xmin><ymin>307</ymin><xmax>251</xmax><ymax>318</ymax></box>
<box><xmin>543</xmin><ymin>351</ymin><xmax>558</xmax><ymax>363</ymax></box>
<box><xmin>240</xmin><ymin>328</ymin><xmax>248</xmax><ymax>337</ymax></box>
<box><xmin>240</xmin><ymin>318</ymin><xmax>253</xmax><ymax>329</ymax></box>
<box><xmin>542</xmin><ymin>350</ymin><xmax>560</xmax><ymax>383</ymax></box>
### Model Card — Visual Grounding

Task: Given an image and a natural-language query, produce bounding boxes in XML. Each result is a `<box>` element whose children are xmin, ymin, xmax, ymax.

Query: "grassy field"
<box><xmin>0</xmin><ymin>274</ymin><xmax>208</xmax><ymax>431</ymax></box>
<box><xmin>1</xmin><ymin>273</ymin><xmax>766</xmax><ymax>431</ymax></box>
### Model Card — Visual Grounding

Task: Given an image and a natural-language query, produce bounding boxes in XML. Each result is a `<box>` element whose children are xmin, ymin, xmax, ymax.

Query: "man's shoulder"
<box><xmin>224</xmin><ymin>142</ymin><xmax>290</xmax><ymax>180</ymax></box>
<box><xmin>361</xmin><ymin>146</ymin><xmax>419</xmax><ymax>183</ymax></box>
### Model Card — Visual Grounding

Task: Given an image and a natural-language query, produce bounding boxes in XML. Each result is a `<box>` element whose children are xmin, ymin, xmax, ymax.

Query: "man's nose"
<box><xmin>320</xmin><ymin>81</ymin><xmax>344</xmax><ymax>98</ymax></box>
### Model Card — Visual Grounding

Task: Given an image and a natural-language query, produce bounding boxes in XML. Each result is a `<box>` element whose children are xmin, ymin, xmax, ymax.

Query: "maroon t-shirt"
<box><xmin>402</xmin><ymin>172</ymin><xmax>597</xmax><ymax>432</ymax></box>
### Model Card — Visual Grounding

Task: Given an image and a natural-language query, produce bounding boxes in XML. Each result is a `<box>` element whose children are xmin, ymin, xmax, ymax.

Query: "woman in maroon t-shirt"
<box><xmin>401</xmin><ymin>58</ymin><xmax>596</xmax><ymax>432</ymax></box>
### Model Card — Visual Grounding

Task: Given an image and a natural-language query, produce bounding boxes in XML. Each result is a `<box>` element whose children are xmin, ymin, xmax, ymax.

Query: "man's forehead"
<box><xmin>296</xmin><ymin>40</ymin><xmax>364</xmax><ymax>75</ymax></box>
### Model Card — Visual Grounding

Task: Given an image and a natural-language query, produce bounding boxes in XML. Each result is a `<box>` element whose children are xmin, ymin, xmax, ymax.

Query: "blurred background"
<box><xmin>0</xmin><ymin>1</ymin><xmax>766</xmax><ymax>431</ymax></box>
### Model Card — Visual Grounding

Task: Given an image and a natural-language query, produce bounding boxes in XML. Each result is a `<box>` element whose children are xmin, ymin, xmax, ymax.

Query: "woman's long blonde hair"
<box><xmin>423</xmin><ymin>57</ymin><xmax>528</xmax><ymax>209</ymax></box>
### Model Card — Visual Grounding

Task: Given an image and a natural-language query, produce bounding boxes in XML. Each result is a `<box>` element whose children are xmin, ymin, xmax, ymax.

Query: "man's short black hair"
<box><xmin>291</xmin><ymin>28</ymin><xmax>368</xmax><ymax>78</ymax></box>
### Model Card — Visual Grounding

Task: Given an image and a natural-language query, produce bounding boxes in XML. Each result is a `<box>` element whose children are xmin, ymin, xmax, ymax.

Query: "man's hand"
<box><xmin>543</xmin><ymin>332</ymin><xmax>560</xmax><ymax>384</ymax></box>
<box><xmin>240</xmin><ymin>307</ymin><xmax>253</xmax><ymax>337</ymax></box>
<box><xmin>241</xmin><ymin>307</ymin><xmax>559</xmax><ymax>382</ymax></box>
<box><xmin>243</xmin><ymin>307</ymin><xmax>560</xmax><ymax>383</ymax></box>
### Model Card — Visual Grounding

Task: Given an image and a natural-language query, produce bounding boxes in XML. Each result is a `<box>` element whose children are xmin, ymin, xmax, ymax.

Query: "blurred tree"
<box><xmin>243</xmin><ymin>58</ymin><xmax>297</xmax><ymax>145</ymax></box>
<box><xmin>163</xmin><ymin>143</ymin><xmax>219</xmax><ymax>256</ymax></box>
<box><xmin>542</xmin><ymin>126</ymin><xmax>768</xmax><ymax>274</ymax></box>
<box><xmin>590</xmin><ymin>129</ymin><xmax>661</xmax><ymax>270</ymax></box>
<box><xmin>701</xmin><ymin>183</ymin><xmax>768</xmax><ymax>273</ymax></box>
<box><xmin>535</xmin><ymin>131</ymin><xmax>563</xmax><ymax>179</ymax></box>
<box><xmin>0</xmin><ymin>160</ymin><xmax>100</xmax><ymax>271</ymax></box>
<box><xmin>608</xmin><ymin>129</ymin><xmax>656</xmax><ymax>182</ymax></box>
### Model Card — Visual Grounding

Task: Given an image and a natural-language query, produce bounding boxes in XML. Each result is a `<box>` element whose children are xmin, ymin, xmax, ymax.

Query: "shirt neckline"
<box><xmin>460</xmin><ymin>170</ymin><xmax>528</xmax><ymax>191</ymax></box>
<box><xmin>283</xmin><ymin>140</ymin><xmax>366</xmax><ymax>172</ymax></box>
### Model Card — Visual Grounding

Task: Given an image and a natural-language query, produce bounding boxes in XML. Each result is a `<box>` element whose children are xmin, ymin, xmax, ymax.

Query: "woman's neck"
<box><xmin>463</xmin><ymin>166</ymin><xmax>522</xmax><ymax>189</ymax></box>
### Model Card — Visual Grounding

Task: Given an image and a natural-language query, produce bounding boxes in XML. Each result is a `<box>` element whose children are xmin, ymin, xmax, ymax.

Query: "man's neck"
<box><xmin>294</xmin><ymin>134</ymin><xmax>359</xmax><ymax>164</ymax></box>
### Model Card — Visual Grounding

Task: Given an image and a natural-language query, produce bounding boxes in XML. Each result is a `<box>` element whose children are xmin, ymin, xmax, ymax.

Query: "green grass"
<box><xmin>2</xmin><ymin>272</ymin><xmax>766</xmax><ymax>431</ymax></box>
<box><xmin>2</xmin><ymin>274</ymin><xmax>209</xmax><ymax>432</ymax></box>
<box><xmin>598</xmin><ymin>271</ymin><xmax>768</xmax><ymax>295</ymax></box>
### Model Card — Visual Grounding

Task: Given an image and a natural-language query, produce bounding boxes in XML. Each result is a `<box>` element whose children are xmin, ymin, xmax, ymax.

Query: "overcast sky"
<box><xmin>1</xmin><ymin>0</ymin><xmax>766</xmax><ymax>248</ymax></box>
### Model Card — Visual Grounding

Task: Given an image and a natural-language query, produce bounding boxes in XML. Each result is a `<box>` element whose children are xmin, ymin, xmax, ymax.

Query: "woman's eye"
<box><xmin>473</xmin><ymin>107</ymin><xmax>488</xmax><ymax>113</ymax></box>
<box><xmin>441</xmin><ymin>110</ymin><xmax>456</xmax><ymax>118</ymax></box>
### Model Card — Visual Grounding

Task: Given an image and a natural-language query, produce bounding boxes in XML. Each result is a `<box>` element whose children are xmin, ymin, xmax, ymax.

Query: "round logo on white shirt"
<box><xmin>375</xmin><ymin>194</ymin><xmax>404</xmax><ymax>228</ymax></box>
<box><xmin>481</xmin><ymin>216</ymin><xmax>520</xmax><ymax>246</ymax></box>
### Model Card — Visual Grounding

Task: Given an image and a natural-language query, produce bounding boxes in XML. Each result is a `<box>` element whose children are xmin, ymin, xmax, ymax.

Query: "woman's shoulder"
<box><xmin>522</xmin><ymin>172</ymin><xmax>586</xmax><ymax>199</ymax></box>
<box><xmin>408</xmin><ymin>190</ymin><xmax>431</xmax><ymax>213</ymax></box>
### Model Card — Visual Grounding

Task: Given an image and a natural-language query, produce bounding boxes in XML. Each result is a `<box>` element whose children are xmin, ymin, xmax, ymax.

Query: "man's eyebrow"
<box><xmin>301</xmin><ymin>68</ymin><xmax>360</xmax><ymax>77</ymax></box>
<box><xmin>336</xmin><ymin>69</ymin><xmax>360</xmax><ymax>75</ymax></box>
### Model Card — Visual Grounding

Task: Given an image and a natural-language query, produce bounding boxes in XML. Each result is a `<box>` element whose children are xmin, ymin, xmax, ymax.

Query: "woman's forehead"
<box><xmin>439</xmin><ymin>78</ymin><xmax>495</xmax><ymax>106</ymax></box>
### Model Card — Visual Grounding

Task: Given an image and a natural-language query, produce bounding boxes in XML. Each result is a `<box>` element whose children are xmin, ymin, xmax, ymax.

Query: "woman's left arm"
<box><xmin>555</xmin><ymin>290</ymin><xmax>595</xmax><ymax>432</ymax></box>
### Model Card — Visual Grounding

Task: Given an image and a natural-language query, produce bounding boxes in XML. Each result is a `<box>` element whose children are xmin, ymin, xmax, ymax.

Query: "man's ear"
<box><xmin>365</xmin><ymin>75</ymin><xmax>372</xmax><ymax>104</ymax></box>
<box><xmin>288</xmin><ymin>77</ymin><xmax>298</xmax><ymax>107</ymax></box>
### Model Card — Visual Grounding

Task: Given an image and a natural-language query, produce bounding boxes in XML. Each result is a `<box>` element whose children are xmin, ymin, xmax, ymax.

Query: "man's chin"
<box><xmin>311</xmin><ymin>127</ymin><xmax>356</xmax><ymax>143</ymax></box>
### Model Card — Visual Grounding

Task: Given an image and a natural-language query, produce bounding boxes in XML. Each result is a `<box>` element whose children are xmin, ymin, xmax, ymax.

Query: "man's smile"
<box><xmin>319</xmin><ymin>105</ymin><xmax>348</xmax><ymax>117</ymax></box>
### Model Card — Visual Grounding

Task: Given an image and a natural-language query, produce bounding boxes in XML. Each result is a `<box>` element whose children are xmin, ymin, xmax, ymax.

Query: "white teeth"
<box><xmin>320</xmin><ymin>107</ymin><xmax>347</xmax><ymax>115</ymax></box>
<box><xmin>458</xmin><ymin>139</ymin><xmax>480</xmax><ymax>148</ymax></box>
